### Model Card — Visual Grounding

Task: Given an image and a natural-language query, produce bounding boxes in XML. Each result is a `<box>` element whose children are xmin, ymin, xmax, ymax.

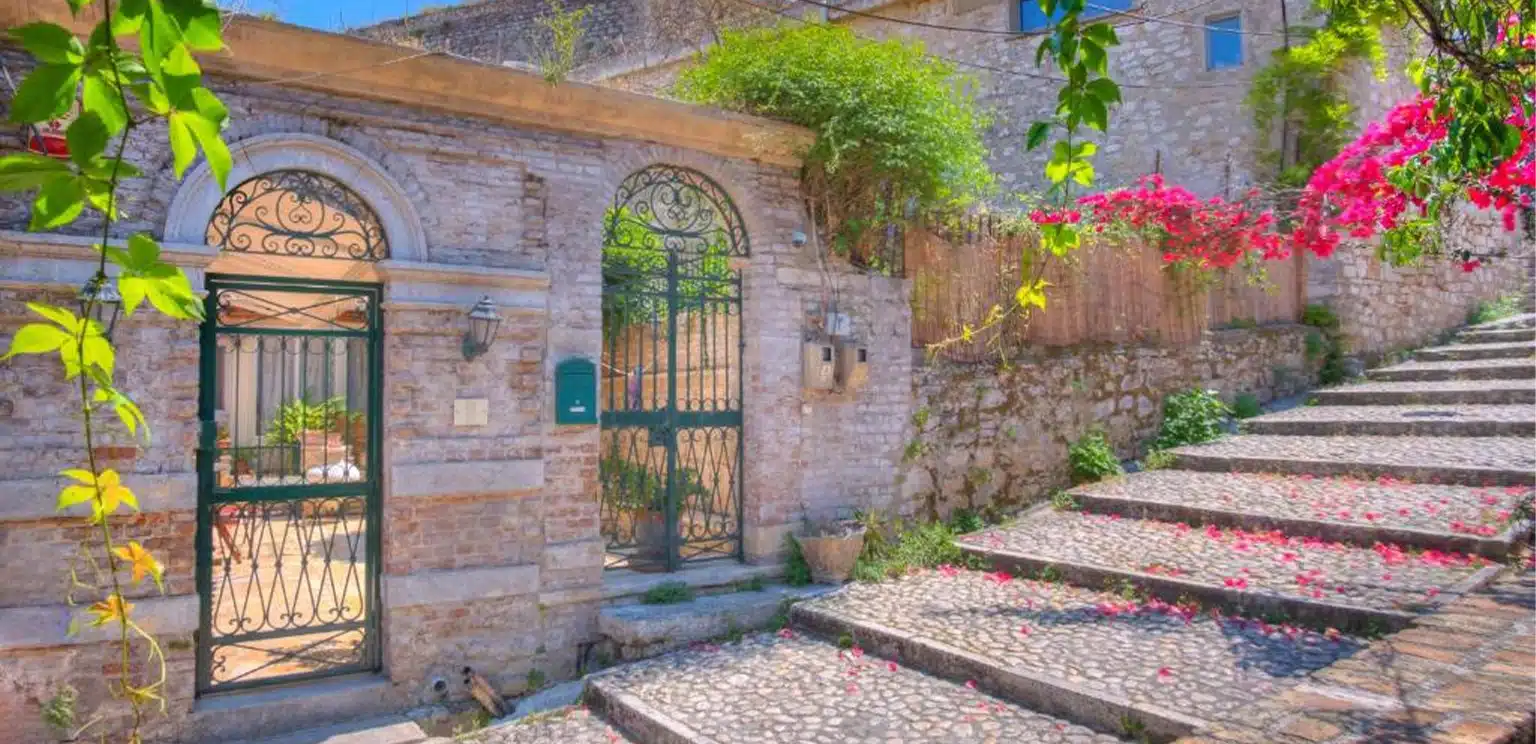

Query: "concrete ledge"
<box><xmin>388</xmin><ymin>459</ymin><xmax>543</xmax><ymax>499</ymax></box>
<box><xmin>384</xmin><ymin>563</ymin><xmax>539</xmax><ymax>609</ymax></box>
<box><xmin>599</xmin><ymin>584</ymin><xmax>832</xmax><ymax>660</ymax></box>
<box><xmin>0</xmin><ymin>230</ymin><xmax>218</xmax><ymax>288</ymax></box>
<box><xmin>378</xmin><ymin>260</ymin><xmax>550</xmax><ymax>314</ymax></box>
<box><xmin>0</xmin><ymin>594</ymin><xmax>197</xmax><ymax>650</ymax></box>
<box><xmin>0</xmin><ymin>472</ymin><xmax>195</xmax><ymax>522</ymax></box>
<box><xmin>191</xmin><ymin>673</ymin><xmax>402</xmax><ymax>743</ymax></box>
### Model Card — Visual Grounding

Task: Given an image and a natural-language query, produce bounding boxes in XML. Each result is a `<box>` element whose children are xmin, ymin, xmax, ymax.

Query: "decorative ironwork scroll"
<box><xmin>206</xmin><ymin>170</ymin><xmax>389</xmax><ymax>261</ymax></box>
<box><xmin>604</xmin><ymin>164</ymin><xmax>749</xmax><ymax>257</ymax></box>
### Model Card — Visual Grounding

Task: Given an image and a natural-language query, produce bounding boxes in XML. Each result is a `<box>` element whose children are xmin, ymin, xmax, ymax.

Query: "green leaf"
<box><xmin>164</xmin><ymin>0</ymin><xmax>223</xmax><ymax>51</ymax></box>
<box><xmin>1082</xmin><ymin>23</ymin><xmax>1119</xmax><ymax>46</ymax></box>
<box><xmin>0</xmin><ymin>153</ymin><xmax>72</xmax><ymax>191</ymax></box>
<box><xmin>11</xmin><ymin>23</ymin><xmax>85</xmax><ymax>65</ymax></box>
<box><xmin>26</xmin><ymin>302</ymin><xmax>82</xmax><ymax>332</ymax></box>
<box><xmin>81</xmin><ymin>334</ymin><xmax>114</xmax><ymax>376</ymax></box>
<box><xmin>30</xmin><ymin>176</ymin><xmax>86</xmax><ymax>230</ymax></box>
<box><xmin>1086</xmin><ymin>77</ymin><xmax>1122</xmax><ymax>105</ymax></box>
<box><xmin>9</xmin><ymin>63</ymin><xmax>83</xmax><ymax>124</ymax></box>
<box><xmin>1072</xmin><ymin>141</ymin><xmax>1098</xmax><ymax>159</ymax></box>
<box><xmin>1071</xmin><ymin>159</ymin><xmax>1096</xmax><ymax>186</ymax></box>
<box><xmin>114</xmin><ymin>0</ymin><xmax>149</xmax><ymax>35</ymax></box>
<box><xmin>167</xmin><ymin>112</ymin><xmax>197</xmax><ymax>179</ymax></box>
<box><xmin>1081</xmin><ymin>39</ymin><xmax>1106</xmax><ymax>76</ymax></box>
<box><xmin>3</xmin><ymin>323</ymin><xmax>70</xmax><ymax>358</ymax></box>
<box><xmin>82</xmin><ymin>74</ymin><xmax>129</xmax><ymax>135</ymax></box>
<box><xmin>1025</xmin><ymin>121</ymin><xmax>1051</xmax><ymax>151</ymax></box>
<box><xmin>65</xmin><ymin>111</ymin><xmax>110</xmax><ymax>167</ymax></box>
<box><xmin>126</xmin><ymin>232</ymin><xmax>161</xmax><ymax>269</ymax></box>
<box><xmin>1081</xmin><ymin>95</ymin><xmax>1109</xmax><ymax>131</ymax></box>
<box><xmin>183</xmin><ymin>110</ymin><xmax>231</xmax><ymax>189</ymax></box>
<box><xmin>96</xmin><ymin>387</ymin><xmax>150</xmax><ymax>442</ymax></box>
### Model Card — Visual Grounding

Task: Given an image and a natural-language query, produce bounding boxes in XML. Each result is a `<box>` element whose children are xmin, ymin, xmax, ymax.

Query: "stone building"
<box><xmin>0</xmin><ymin>7</ymin><xmax>910</xmax><ymax>742</ymax></box>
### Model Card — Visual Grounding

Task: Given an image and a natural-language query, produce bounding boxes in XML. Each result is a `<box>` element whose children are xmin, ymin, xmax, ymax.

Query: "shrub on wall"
<box><xmin>1067</xmin><ymin>429</ymin><xmax>1124</xmax><ymax>484</ymax></box>
<box><xmin>674</xmin><ymin>23</ymin><xmax>993</xmax><ymax>266</ymax></box>
<box><xmin>1154</xmin><ymin>389</ymin><xmax>1232</xmax><ymax>449</ymax></box>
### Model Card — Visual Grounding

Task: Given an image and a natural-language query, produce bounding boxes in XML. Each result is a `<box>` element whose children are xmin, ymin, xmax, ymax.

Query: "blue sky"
<box><xmin>232</xmin><ymin>0</ymin><xmax>472</xmax><ymax>30</ymax></box>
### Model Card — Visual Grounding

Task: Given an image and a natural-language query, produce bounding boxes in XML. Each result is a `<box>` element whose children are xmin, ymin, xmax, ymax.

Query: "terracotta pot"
<box><xmin>631</xmin><ymin>510</ymin><xmax>669</xmax><ymax>564</ymax></box>
<box><xmin>797</xmin><ymin>526</ymin><xmax>867</xmax><ymax>584</ymax></box>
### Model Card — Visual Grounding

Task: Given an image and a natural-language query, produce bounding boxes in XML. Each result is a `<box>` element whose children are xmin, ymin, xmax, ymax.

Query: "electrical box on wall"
<box><xmin>802</xmin><ymin>341</ymin><xmax>835</xmax><ymax>390</ymax></box>
<box><xmin>555</xmin><ymin>357</ymin><xmax>597</xmax><ymax>424</ymax></box>
<box><xmin>836</xmin><ymin>342</ymin><xmax>869</xmax><ymax>391</ymax></box>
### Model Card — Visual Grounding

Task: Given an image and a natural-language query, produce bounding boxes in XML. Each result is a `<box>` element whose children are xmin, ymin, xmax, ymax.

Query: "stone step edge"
<box><xmin>1241</xmin><ymin>418</ymin><xmax>1536</xmax><ymax>438</ymax></box>
<box><xmin>1369</xmin><ymin>365</ymin><xmax>1536</xmax><ymax>382</ymax></box>
<box><xmin>1066</xmin><ymin>489</ymin><xmax>1524</xmax><ymax>559</ymax></box>
<box><xmin>1308</xmin><ymin>388</ymin><xmax>1536</xmax><ymax>406</ymax></box>
<box><xmin>584</xmin><ymin>678</ymin><xmax>716</xmax><ymax>744</ymax></box>
<box><xmin>1415</xmin><ymin>347</ymin><xmax>1536</xmax><ymax>362</ymax></box>
<box><xmin>1172</xmin><ymin>450</ymin><xmax>1536</xmax><ymax>487</ymax></box>
<box><xmin>956</xmin><ymin>543</ymin><xmax>1420</xmax><ymax>635</ymax></box>
<box><xmin>789</xmin><ymin>603</ymin><xmax>1202</xmax><ymax>744</ymax></box>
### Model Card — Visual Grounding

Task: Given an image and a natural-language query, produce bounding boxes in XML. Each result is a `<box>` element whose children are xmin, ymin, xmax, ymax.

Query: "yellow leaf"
<box><xmin>60</xmin><ymin>468</ymin><xmax>96</xmax><ymax>484</ymax></box>
<box><xmin>91</xmin><ymin>469</ymin><xmax>138</xmax><ymax>520</ymax></box>
<box><xmin>57</xmin><ymin>484</ymin><xmax>96</xmax><ymax>510</ymax></box>
<box><xmin>88</xmin><ymin>594</ymin><xmax>133</xmax><ymax>627</ymax></box>
<box><xmin>113</xmin><ymin>541</ymin><xmax>164</xmax><ymax>588</ymax></box>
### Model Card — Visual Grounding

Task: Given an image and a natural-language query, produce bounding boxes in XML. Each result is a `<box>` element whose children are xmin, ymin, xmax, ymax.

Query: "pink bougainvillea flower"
<box><xmin>965</xmin><ymin>679</ymin><xmax>978</xmax><ymax>690</ymax></box>
<box><xmin>846</xmin><ymin>682</ymin><xmax>859</xmax><ymax>694</ymax></box>
<box><xmin>984</xmin><ymin>570</ymin><xmax>1013</xmax><ymax>585</ymax></box>
<box><xmin>937</xmin><ymin>564</ymin><xmax>961</xmax><ymax>578</ymax></box>
<box><xmin>1425</xmin><ymin>587</ymin><xmax>1441</xmax><ymax>599</ymax></box>
<box><xmin>1019</xmin><ymin>625</ymin><xmax>1032</xmax><ymax>636</ymax></box>
<box><xmin>1223</xmin><ymin>577</ymin><xmax>1249</xmax><ymax>589</ymax></box>
<box><xmin>777</xmin><ymin>628</ymin><xmax>795</xmax><ymax>639</ymax></box>
<box><xmin>1279</xmin><ymin>551</ymin><xmax>1298</xmax><ymax>563</ymax></box>
<box><xmin>1364</xmin><ymin>512</ymin><xmax>1381</xmax><ymax>522</ymax></box>
<box><xmin>887</xmin><ymin>661</ymin><xmax>898</xmax><ymax>672</ymax></box>
<box><xmin>1156</xmin><ymin>667</ymin><xmax>1174</xmax><ymax>683</ymax></box>
<box><xmin>850</xmin><ymin>646</ymin><xmax>864</xmax><ymax>658</ymax></box>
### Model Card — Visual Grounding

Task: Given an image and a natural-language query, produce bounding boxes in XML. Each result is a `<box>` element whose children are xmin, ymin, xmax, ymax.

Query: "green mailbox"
<box><xmin>555</xmin><ymin>357</ymin><xmax>598</xmax><ymax>424</ymax></box>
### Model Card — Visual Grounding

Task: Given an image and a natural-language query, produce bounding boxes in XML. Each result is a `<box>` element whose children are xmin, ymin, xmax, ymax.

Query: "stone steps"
<box><xmin>1309</xmin><ymin>380</ymin><xmax>1536</xmax><ymax>407</ymax></box>
<box><xmin>1414</xmin><ymin>340</ymin><xmax>1536</xmax><ymax>362</ymax></box>
<box><xmin>1170</xmin><ymin>434</ymin><xmax>1536</xmax><ymax>487</ymax></box>
<box><xmin>954</xmin><ymin>508</ymin><xmax>1499</xmax><ymax>634</ymax></box>
<box><xmin>584</xmin><ymin>633</ymin><xmax>1126</xmax><ymax>743</ymax></box>
<box><xmin>1064</xmin><ymin>470</ymin><xmax>1531</xmax><ymax>558</ymax></box>
<box><xmin>1367</xmin><ymin>357</ymin><xmax>1536</xmax><ymax>382</ymax></box>
<box><xmin>791</xmin><ymin>569</ymin><xmax>1360</xmax><ymax>742</ymax></box>
<box><xmin>1240</xmin><ymin>403</ymin><xmax>1536</xmax><ymax>437</ymax></box>
<box><xmin>1459</xmin><ymin>327</ymin><xmax>1536</xmax><ymax>344</ymax></box>
<box><xmin>1466</xmin><ymin>312</ymin><xmax>1536</xmax><ymax>331</ymax></box>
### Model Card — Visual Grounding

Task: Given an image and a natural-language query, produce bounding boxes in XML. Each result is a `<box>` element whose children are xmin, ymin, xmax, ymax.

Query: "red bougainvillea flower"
<box><xmin>1077</xmin><ymin>174</ymin><xmax>1286</xmax><ymax>270</ymax></box>
<box><xmin>1289</xmin><ymin>94</ymin><xmax>1534</xmax><ymax>263</ymax></box>
<box><xmin>1156</xmin><ymin>667</ymin><xmax>1174</xmax><ymax>683</ymax></box>
<box><xmin>965</xmin><ymin>679</ymin><xmax>978</xmax><ymax>690</ymax></box>
<box><xmin>887</xmin><ymin>661</ymin><xmax>898</xmax><ymax>672</ymax></box>
<box><xmin>937</xmin><ymin>564</ymin><xmax>961</xmax><ymax>578</ymax></box>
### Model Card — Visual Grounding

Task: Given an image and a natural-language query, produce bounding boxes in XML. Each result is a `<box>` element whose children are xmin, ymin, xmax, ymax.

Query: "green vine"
<box><xmin>1247</xmin><ymin>0</ymin><xmax>1401</xmax><ymax>185</ymax></box>
<box><xmin>1</xmin><ymin>2</ymin><xmax>233</xmax><ymax>741</ymax></box>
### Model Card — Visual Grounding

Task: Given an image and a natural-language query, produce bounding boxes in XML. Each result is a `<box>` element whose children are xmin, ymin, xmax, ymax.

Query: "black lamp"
<box><xmin>78</xmin><ymin>277</ymin><xmax>122</xmax><ymax>341</ymax></box>
<box><xmin>463</xmin><ymin>296</ymin><xmax>501</xmax><ymax>360</ymax></box>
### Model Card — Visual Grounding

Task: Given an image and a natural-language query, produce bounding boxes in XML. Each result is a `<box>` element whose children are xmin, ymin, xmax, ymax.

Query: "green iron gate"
<box><xmin>600</xmin><ymin>165</ymin><xmax>747</xmax><ymax>571</ymax></box>
<box><xmin>196</xmin><ymin>275</ymin><xmax>383</xmax><ymax>693</ymax></box>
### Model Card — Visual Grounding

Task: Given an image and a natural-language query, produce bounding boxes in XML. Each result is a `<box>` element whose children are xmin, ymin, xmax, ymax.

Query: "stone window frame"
<box><xmin>164</xmin><ymin>132</ymin><xmax>427</xmax><ymax>263</ymax></box>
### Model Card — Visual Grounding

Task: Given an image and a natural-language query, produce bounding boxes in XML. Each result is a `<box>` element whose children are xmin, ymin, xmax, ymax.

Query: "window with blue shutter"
<box><xmin>1205</xmin><ymin>14</ymin><xmax>1243</xmax><ymax>69</ymax></box>
<box><xmin>1018</xmin><ymin>0</ymin><xmax>1132</xmax><ymax>32</ymax></box>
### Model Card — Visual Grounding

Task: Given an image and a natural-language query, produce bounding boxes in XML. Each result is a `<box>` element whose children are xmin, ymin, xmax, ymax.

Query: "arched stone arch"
<box><xmin>164</xmin><ymin>133</ymin><xmax>427</xmax><ymax>262</ymax></box>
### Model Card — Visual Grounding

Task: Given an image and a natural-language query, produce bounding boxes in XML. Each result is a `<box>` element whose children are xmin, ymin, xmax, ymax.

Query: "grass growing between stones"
<box><xmin>641</xmin><ymin>581</ymin><xmax>695</xmax><ymax>605</ymax></box>
<box><xmin>1468</xmin><ymin>293</ymin><xmax>1524</xmax><ymax>325</ymax></box>
<box><xmin>852</xmin><ymin>518</ymin><xmax>983</xmax><ymax>583</ymax></box>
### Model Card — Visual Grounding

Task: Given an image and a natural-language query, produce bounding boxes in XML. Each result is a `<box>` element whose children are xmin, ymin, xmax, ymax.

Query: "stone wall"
<box><xmin>900</xmin><ymin>325</ymin><xmax>1315</xmax><ymax>519</ymax></box>
<box><xmin>354</xmin><ymin>0</ymin><xmax>637</xmax><ymax>72</ymax></box>
<box><xmin>1306</xmin><ymin>203</ymin><xmax>1533</xmax><ymax>362</ymax></box>
<box><xmin>0</xmin><ymin>15</ymin><xmax>900</xmax><ymax>742</ymax></box>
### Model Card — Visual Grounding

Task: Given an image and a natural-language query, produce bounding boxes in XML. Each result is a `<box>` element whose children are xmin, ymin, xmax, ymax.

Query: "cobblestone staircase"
<box><xmin>474</xmin><ymin>314</ymin><xmax>1536</xmax><ymax>744</ymax></box>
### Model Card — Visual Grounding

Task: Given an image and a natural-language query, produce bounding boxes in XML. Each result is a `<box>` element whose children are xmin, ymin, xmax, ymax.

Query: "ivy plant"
<box><xmin>0</xmin><ymin>1</ymin><xmax>232</xmax><ymax>740</ymax></box>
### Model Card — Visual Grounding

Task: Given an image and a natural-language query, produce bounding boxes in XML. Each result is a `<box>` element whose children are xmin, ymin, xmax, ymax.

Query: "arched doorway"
<box><xmin>599</xmin><ymin>165</ymin><xmax>748</xmax><ymax>572</ymax></box>
<box><xmin>195</xmin><ymin>169</ymin><xmax>386</xmax><ymax>694</ymax></box>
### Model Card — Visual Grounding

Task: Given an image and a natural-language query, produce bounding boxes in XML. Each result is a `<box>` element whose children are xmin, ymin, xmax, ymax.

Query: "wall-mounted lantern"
<box><xmin>462</xmin><ymin>296</ymin><xmax>501</xmax><ymax>360</ymax></box>
<box><xmin>79</xmin><ymin>277</ymin><xmax>122</xmax><ymax>341</ymax></box>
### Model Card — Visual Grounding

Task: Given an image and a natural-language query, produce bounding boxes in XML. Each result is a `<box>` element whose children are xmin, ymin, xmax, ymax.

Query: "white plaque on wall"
<box><xmin>453</xmin><ymin>398</ymin><xmax>489</xmax><ymax>427</ymax></box>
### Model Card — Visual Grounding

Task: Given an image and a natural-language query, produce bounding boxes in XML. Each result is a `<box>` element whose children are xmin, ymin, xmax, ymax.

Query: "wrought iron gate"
<box><xmin>196</xmin><ymin>275</ymin><xmax>383</xmax><ymax>693</ymax></box>
<box><xmin>599</xmin><ymin>165</ymin><xmax>747</xmax><ymax>571</ymax></box>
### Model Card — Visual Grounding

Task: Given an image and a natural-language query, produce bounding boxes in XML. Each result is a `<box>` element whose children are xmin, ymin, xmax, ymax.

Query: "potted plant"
<box><xmin>796</xmin><ymin>511</ymin><xmax>867</xmax><ymax>584</ymax></box>
<box><xmin>602</xmin><ymin>455</ymin><xmax>669</xmax><ymax>564</ymax></box>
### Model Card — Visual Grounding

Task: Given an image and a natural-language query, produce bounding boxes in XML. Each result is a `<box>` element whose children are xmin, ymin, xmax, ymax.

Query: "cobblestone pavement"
<box><xmin>472</xmin><ymin>706</ymin><xmax>631</xmax><ymax>744</ymax></box>
<box><xmin>589</xmin><ymin>634</ymin><xmax>1124</xmax><ymax>743</ymax></box>
<box><xmin>1174</xmin><ymin>434</ymin><xmax>1536</xmax><ymax>477</ymax></box>
<box><xmin>805</xmin><ymin>569</ymin><xmax>1361</xmax><ymax>727</ymax></box>
<box><xmin>1069</xmin><ymin>470</ymin><xmax>1531</xmax><ymax>538</ymax></box>
<box><xmin>968</xmin><ymin>509</ymin><xmax>1490</xmax><ymax>613</ymax></box>
<box><xmin>1243</xmin><ymin>404</ymin><xmax>1536</xmax><ymax>436</ymax></box>
<box><xmin>1250</xmin><ymin>404</ymin><xmax>1536</xmax><ymax>426</ymax></box>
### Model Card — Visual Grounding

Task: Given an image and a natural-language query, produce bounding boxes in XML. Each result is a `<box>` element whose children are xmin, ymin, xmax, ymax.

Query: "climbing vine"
<box><xmin>1248</xmin><ymin>0</ymin><xmax>1399</xmax><ymax>186</ymax></box>
<box><xmin>1</xmin><ymin>1</ymin><xmax>233</xmax><ymax>740</ymax></box>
